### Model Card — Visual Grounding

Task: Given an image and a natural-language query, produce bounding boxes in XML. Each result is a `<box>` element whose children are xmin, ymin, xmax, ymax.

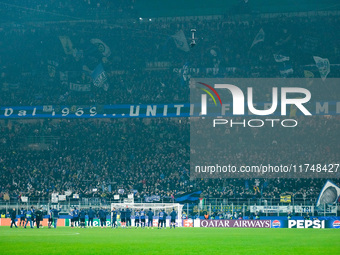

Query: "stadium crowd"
<box><xmin>1</xmin><ymin>14</ymin><xmax>340</xmax><ymax>106</ymax></box>
<box><xmin>0</xmin><ymin>117</ymin><xmax>339</xmax><ymax>203</ymax></box>
<box><xmin>0</xmin><ymin>10</ymin><xmax>339</xmax><ymax>204</ymax></box>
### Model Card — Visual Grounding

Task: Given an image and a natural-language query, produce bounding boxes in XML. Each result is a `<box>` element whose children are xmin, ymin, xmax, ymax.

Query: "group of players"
<box><xmin>9</xmin><ymin>206</ymin><xmax>61</xmax><ymax>229</ymax></box>
<box><xmin>68</xmin><ymin>207</ymin><xmax>178</xmax><ymax>229</ymax></box>
<box><xmin>9</xmin><ymin>206</ymin><xmax>178</xmax><ymax>229</ymax></box>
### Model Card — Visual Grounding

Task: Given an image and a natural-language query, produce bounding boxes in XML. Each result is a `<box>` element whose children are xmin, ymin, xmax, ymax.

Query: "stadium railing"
<box><xmin>0</xmin><ymin>199</ymin><xmax>338</xmax><ymax>218</ymax></box>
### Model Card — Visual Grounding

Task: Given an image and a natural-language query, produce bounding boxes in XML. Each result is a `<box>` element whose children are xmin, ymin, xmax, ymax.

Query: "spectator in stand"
<box><xmin>0</xmin><ymin>13</ymin><xmax>339</xmax><ymax>207</ymax></box>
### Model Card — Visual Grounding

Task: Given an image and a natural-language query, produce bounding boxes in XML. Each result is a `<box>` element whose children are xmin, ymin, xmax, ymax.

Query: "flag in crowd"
<box><xmin>279</xmin><ymin>64</ymin><xmax>294</xmax><ymax>77</ymax></box>
<box><xmin>250</xmin><ymin>28</ymin><xmax>265</xmax><ymax>48</ymax></box>
<box><xmin>91</xmin><ymin>63</ymin><xmax>109</xmax><ymax>91</ymax></box>
<box><xmin>145</xmin><ymin>195</ymin><xmax>161</xmax><ymax>202</ymax></box>
<box><xmin>290</xmin><ymin>104</ymin><xmax>298</xmax><ymax>118</ymax></box>
<box><xmin>20</xmin><ymin>196</ymin><xmax>28</xmax><ymax>202</ymax></box>
<box><xmin>59</xmin><ymin>36</ymin><xmax>74</xmax><ymax>55</ymax></box>
<box><xmin>47</xmin><ymin>60</ymin><xmax>59</xmax><ymax>78</ymax></box>
<box><xmin>180</xmin><ymin>62</ymin><xmax>190</xmax><ymax>86</ymax></box>
<box><xmin>58</xmin><ymin>195</ymin><xmax>66</xmax><ymax>201</ymax></box>
<box><xmin>72</xmin><ymin>48</ymin><xmax>84</xmax><ymax>60</ymax></box>
<box><xmin>90</xmin><ymin>38</ymin><xmax>112</xmax><ymax>57</ymax></box>
<box><xmin>69</xmin><ymin>82</ymin><xmax>91</xmax><ymax>92</ymax></box>
<box><xmin>304</xmin><ymin>70</ymin><xmax>314</xmax><ymax>78</ymax></box>
<box><xmin>172</xmin><ymin>30</ymin><xmax>190</xmax><ymax>52</ymax></box>
<box><xmin>313</xmin><ymin>56</ymin><xmax>330</xmax><ymax>81</ymax></box>
<box><xmin>175</xmin><ymin>191</ymin><xmax>202</xmax><ymax>203</ymax></box>
<box><xmin>316</xmin><ymin>180</ymin><xmax>340</xmax><ymax>207</ymax></box>
<box><xmin>273</xmin><ymin>54</ymin><xmax>290</xmax><ymax>62</ymax></box>
<box><xmin>280</xmin><ymin>195</ymin><xmax>292</xmax><ymax>203</ymax></box>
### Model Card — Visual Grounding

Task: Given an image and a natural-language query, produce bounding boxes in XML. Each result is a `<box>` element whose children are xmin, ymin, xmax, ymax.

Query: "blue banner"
<box><xmin>0</xmin><ymin>101</ymin><xmax>339</xmax><ymax>119</ymax></box>
<box><xmin>145</xmin><ymin>195</ymin><xmax>161</xmax><ymax>202</ymax></box>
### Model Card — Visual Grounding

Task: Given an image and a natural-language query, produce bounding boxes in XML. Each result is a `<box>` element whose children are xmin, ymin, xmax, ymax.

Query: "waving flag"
<box><xmin>273</xmin><ymin>54</ymin><xmax>290</xmax><ymax>62</ymax></box>
<box><xmin>91</xmin><ymin>63</ymin><xmax>109</xmax><ymax>91</ymax></box>
<box><xmin>313</xmin><ymin>56</ymin><xmax>330</xmax><ymax>81</ymax></box>
<box><xmin>175</xmin><ymin>191</ymin><xmax>202</xmax><ymax>203</ymax></box>
<box><xmin>251</xmin><ymin>28</ymin><xmax>265</xmax><ymax>48</ymax></box>
<box><xmin>280</xmin><ymin>195</ymin><xmax>291</xmax><ymax>203</ymax></box>
<box><xmin>69</xmin><ymin>82</ymin><xmax>91</xmax><ymax>92</ymax></box>
<box><xmin>279</xmin><ymin>64</ymin><xmax>294</xmax><ymax>77</ymax></box>
<box><xmin>304</xmin><ymin>70</ymin><xmax>314</xmax><ymax>78</ymax></box>
<box><xmin>90</xmin><ymin>38</ymin><xmax>111</xmax><ymax>57</ymax></box>
<box><xmin>47</xmin><ymin>60</ymin><xmax>59</xmax><ymax>78</ymax></box>
<box><xmin>59</xmin><ymin>36</ymin><xmax>73</xmax><ymax>55</ymax></box>
<box><xmin>145</xmin><ymin>195</ymin><xmax>161</xmax><ymax>202</ymax></box>
<box><xmin>180</xmin><ymin>62</ymin><xmax>190</xmax><ymax>86</ymax></box>
<box><xmin>316</xmin><ymin>180</ymin><xmax>340</xmax><ymax>207</ymax></box>
<box><xmin>172</xmin><ymin>30</ymin><xmax>190</xmax><ymax>52</ymax></box>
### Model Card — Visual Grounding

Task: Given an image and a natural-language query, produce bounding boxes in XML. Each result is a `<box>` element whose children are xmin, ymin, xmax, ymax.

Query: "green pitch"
<box><xmin>0</xmin><ymin>226</ymin><xmax>339</xmax><ymax>255</ymax></box>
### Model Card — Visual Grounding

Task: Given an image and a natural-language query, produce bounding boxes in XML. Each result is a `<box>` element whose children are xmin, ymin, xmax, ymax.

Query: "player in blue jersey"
<box><xmin>88</xmin><ymin>207</ymin><xmax>95</xmax><ymax>228</ymax></box>
<box><xmin>158</xmin><ymin>210</ymin><xmax>165</xmax><ymax>229</ymax></box>
<box><xmin>147</xmin><ymin>208</ymin><xmax>154</xmax><ymax>229</ymax></box>
<box><xmin>135</xmin><ymin>210</ymin><xmax>140</xmax><ymax>228</ymax></box>
<box><xmin>19</xmin><ymin>207</ymin><xmax>26</xmax><ymax>227</ymax></box>
<box><xmin>48</xmin><ymin>207</ymin><xmax>53</xmax><ymax>228</ymax></box>
<box><xmin>24</xmin><ymin>208</ymin><xmax>33</xmax><ymax>228</ymax></box>
<box><xmin>79</xmin><ymin>209</ymin><xmax>86</xmax><ymax>228</ymax></box>
<box><xmin>31</xmin><ymin>206</ymin><xmax>35</xmax><ymax>227</ymax></box>
<box><xmin>111</xmin><ymin>207</ymin><xmax>117</xmax><ymax>228</ymax></box>
<box><xmin>140</xmin><ymin>208</ymin><xmax>146</xmax><ymax>228</ymax></box>
<box><xmin>98</xmin><ymin>207</ymin><xmax>107</xmax><ymax>228</ymax></box>
<box><xmin>70</xmin><ymin>208</ymin><xmax>75</xmax><ymax>228</ymax></box>
<box><xmin>170</xmin><ymin>209</ymin><xmax>177</xmax><ymax>229</ymax></box>
<box><xmin>52</xmin><ymin>206</ymin><xmax>61</xmax><ymax>228</ymax></box>
<box><xmin>163</xmin><ymin>210</ymin><xmax>168</xmax><ymax>229</ymax></box>
<box><xmin>120</xmin><ymin>209</ymin><xmax>126</xmax><ymax>228</ymax></box>
<box><xmin>73</xmin><ymin>207</ymin><xmax>80</xmax><ymax>227</ymax></box>
<box><xmin>126</xmin><ymin>207</ymin><xmax>132</xmax><ymax>228</ymax></box>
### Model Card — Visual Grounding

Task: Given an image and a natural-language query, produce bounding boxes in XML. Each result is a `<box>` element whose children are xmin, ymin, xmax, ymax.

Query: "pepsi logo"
<box><xmin>272</xmin><ymin>220</ymin><xmax>281</xmax><ymax>228</ymax></box>
<box><xmin>333</xmin><ymin>220</ymin><xmax>340</xmax><ymax>228</ymax></box>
